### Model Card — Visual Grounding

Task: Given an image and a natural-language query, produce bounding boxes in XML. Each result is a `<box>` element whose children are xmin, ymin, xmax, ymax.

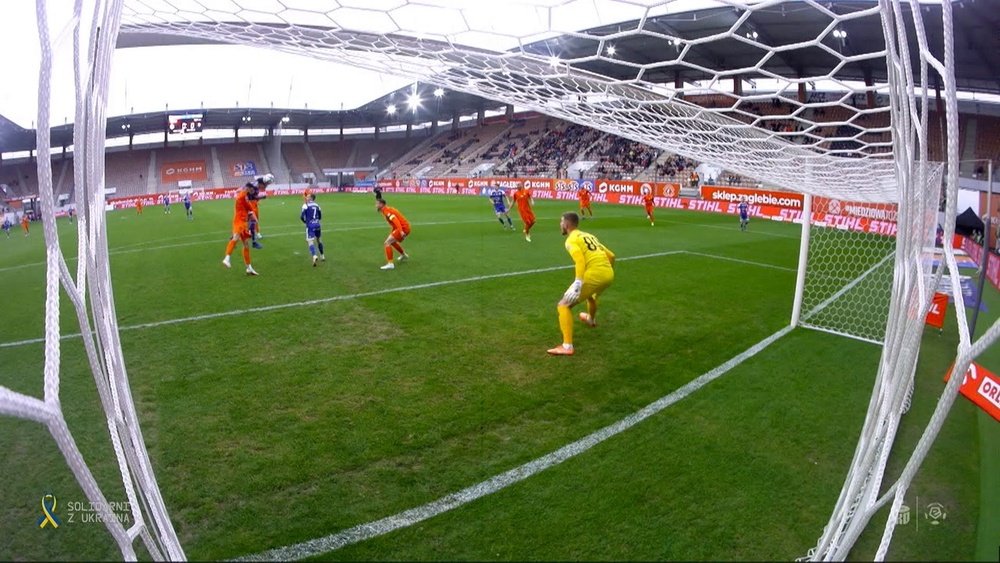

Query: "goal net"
<box><xmin>2</xmin><ymin>0</ymin><xmax>997</xmax><ymax>560</ymax></box>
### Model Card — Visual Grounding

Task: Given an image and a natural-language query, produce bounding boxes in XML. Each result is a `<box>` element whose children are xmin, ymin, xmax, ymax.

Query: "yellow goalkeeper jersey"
<box><xmin>565</xmin><ymin>229</ymin><xmax>615</xmax><ymax>280</ymax></box>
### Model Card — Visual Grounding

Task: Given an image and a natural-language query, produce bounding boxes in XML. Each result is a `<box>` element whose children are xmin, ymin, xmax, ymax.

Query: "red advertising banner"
<box><xmin>925</xmin><ymin>292</ymin><xmax>948</xmax><ymax>329</ymax></box>
<box><xmin>161</xmin><ymin>160</ymin><xmax>208</xmax><ymax>182</ymax></box>
<box><xmin>111</xmin><ymin>174</ymin><xmax>910</xmax><ymax>239</ymax></box>
<box><xmin>944</xmin><ymin>362</ymin><xmax>1000</xmax><ymax>422</ymax></box>
<box><xmin>370</xmin><ymin>183</ymin><xmax>898</xmax><ymax>236</ymax></box>
<box><xmin>700</xmin><ymin>185</ymin><xmax>805</xmax><ymax>209</ymax></box>
<box><xmin>592</xmin><ymin>179</ymin><xmax>680</xmax><ymax>198</ymax></box>
<box><xmin>105</xmin><ymin>186</ymin><xmax>342</xmax><ymax>210</ymax></box>
<box><xmin>952</xmin><ymin>234</ymin><xmax>1000</xmax><ymax>291</ymax></box>
<box><xmin>987</xmin><ymin>253</ymin><xmax>1000</xmax><ymax>291</ymax></box>
<box><xmin>595</xmin><ymin>179</ymin><xmax>641</xmax><ymax>196</ymax></box>
<box><xmin>960</xmin><ymin>235</ymin><xmax>985</xmax><ymax>265</ymax></box>
<box><xmin>813</xmin><ymin>197</ymin><xmax>898</xmax><ymax>222</ymax></box>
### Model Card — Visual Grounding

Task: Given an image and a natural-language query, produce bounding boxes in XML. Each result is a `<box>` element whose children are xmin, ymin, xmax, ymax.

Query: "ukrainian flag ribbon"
<box><xmin>36</xmin><ymin>494</ymin><xmax>61</xmax><ymax>529</ymax></box>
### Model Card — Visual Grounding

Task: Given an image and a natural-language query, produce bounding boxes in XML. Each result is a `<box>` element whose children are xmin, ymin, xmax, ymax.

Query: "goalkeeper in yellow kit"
<box><xmin>547</xmin><ymin>212</ymin><xmax>615</xmax><ymax>356</ymax></box>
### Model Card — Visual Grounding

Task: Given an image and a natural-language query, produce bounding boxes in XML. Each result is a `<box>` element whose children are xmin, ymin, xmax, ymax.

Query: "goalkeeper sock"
<box><xmin>385</xmin><ymin>246</ymin><xmax>394</xmax><ymax>262</ymax></box>
<box><xmin>309</xmin><ymin>244</ymin><xmax>316</xmax><ymax>256</ymax></box>
<box><xmin>557</xmin><ymin>304</ymin><xmax>574</xmax><ymax>347</ymax></box>
<box><xmin>587</xmin><ymin>296</ymin><xmax>597</xmax><ymax>321</ymax></box>
<box><xmin>242</xmin><ymin>246</ymin><xmax>251</xmax><ymax>265</ymax></box>
<box><xmin>225</xmin><ymin>240</ymin><xmax>237</xmax><ymax>256</ymax></box>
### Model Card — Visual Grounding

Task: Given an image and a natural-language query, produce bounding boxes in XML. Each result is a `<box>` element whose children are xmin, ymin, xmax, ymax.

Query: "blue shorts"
<box><xmin>306</xmin><ymin>226</ymin><xmax>322</xmax><ymax>240</ymax></box>
<box><xmin>493</xmin><ymin>205</ymin><xmax>507</xmax><ymax>214</ymax></box>
<box><xmin>740</xmin><ymin>213</ymin><xmax>749</xmax><ymax>221</ymax></box>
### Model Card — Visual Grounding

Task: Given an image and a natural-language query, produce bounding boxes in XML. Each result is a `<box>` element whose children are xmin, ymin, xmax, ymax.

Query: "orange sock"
<box><xmin>385</xmin><ymin>246</ymin><xmax>394</xmax><ymax>262</ymax></box>
<box><xmin>392</xmin><ymin>242</ymin><xmax>405</xmax><ymax>255</ymax></box>
<box><xmin>225</xmin><ymin>239</ymin><xmax>237</xmax><ymax>256</ymax></box>
<box><xmin>557</xmin><ymin>304</ymin><xmax>574</xmax><ymax>346</ymax></box>
<box><xmin>242</xmin><ymin>246</ymin><xmax>251</xmax><ymax>265</ymax></box>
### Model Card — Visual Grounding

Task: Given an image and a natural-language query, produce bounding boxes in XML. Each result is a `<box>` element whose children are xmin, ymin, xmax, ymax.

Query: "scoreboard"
<box><xmin>168</xmin><ymin>113</ymin><xmax>203</xmax><ymax>134</ymax></box>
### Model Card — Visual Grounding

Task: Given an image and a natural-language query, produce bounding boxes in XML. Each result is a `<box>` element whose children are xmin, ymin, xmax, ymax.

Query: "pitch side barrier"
<box><xmin>104</xmin><ymin>178</ymin><xmax>901</xmax><ymax>238</ymax></box>
<box><xmin>957</xmin><ymin>235</ymin><xmax>1000</xmax><ymax>292</ymax></box>
<box><xmin>365</xmin><ymin>177</ymin><xmax>900</xmax><ymax>238</ymax></box>
<box><xmin>103</xmin><ymin>185</ymin><xmax>343</xmax><ymax>209</ymax></box>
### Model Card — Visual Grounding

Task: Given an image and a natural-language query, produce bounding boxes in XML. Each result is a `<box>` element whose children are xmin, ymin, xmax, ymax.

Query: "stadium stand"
<box><xmin>973</xmin><ymin>114</ymin><xmax>1000</xmax><ymax>166</ymax></box>
<box><xmin>585</xmin><ymin>132</ymin><xmax>657</xmax><ymax>180</ymax></box>
<box><xmin>216</xmin><ymin>142</ymin><xmax>264</xmax><ymax>188</ymax></box>
<box><xmin>505</xmin><ymin>120</ymin><xmax>598</xmax><ymax>177</ymax></box>
<box><xmin>0</xmin><ymin>160</ymin><xmax>40</xmax><ymax>198</ymax></box>
<box><xmin>490</xmin><ymin>116</ymin><xmax>551</xmax><ymax>177</ymax></box>
<box><xmin>386</xmin><ymin>128</ymin><xmax>470</xmax><ymax>178</ymax></box>
<box><xmin>282</xmin><ymin>142</ymin><xmax>321</xmax><ymax>182</ymax></box>
<box><xmin>639</xmin><ymin>151</ymin><xmax>699</xmax><ymax>183</ymax></box>
<box><xmin>153</xmin><ymin>144</ymin><xmax>216</xmax><ymax>191</ymax></box>
<box><xmin>310</xmin><ymin>140</ymin><xmax>357</xmax><ymax>170</ymax></box>
<box><xmin>418</xmin><ymin>122</ymin><xmax>511</xmax><ymax>177</ymax></box>
<box><xmin>348</xmin><ymin>137</ymin><xmax>422</xmax><ymax>172</ymax></box>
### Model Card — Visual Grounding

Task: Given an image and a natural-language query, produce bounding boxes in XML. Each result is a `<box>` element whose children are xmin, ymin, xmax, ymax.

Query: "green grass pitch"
<box><xmin>0</xmin><ymin>192</ymin><xmax>995</xmax><ymax>560</ymax></box>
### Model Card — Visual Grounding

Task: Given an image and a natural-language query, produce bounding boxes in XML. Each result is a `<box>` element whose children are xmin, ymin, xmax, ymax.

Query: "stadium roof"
<box><xmin>1</xmin><ymin>0</ymin><xmax>997</xmax><ymax>154</ymax></box>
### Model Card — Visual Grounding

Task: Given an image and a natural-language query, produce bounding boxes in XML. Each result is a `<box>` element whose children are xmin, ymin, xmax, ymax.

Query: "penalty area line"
<box><xmin>235</xmin><ymin>324</ymin><xmax>794</xmax><ymax>562</ymax></box>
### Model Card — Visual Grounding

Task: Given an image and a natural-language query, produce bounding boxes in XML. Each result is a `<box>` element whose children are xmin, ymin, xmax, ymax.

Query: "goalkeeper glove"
<box><xmin>563</xmin><ymin>279</ymin><xmax>583</xmax><ymax>302</ymax></box>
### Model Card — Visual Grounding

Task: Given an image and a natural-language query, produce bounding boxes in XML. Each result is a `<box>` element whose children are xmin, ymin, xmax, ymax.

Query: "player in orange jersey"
<box><xmin>511</xmin><ymin>185</ymin><xmax>536</xmax><ymax>242</ymax></box>
<box><xmin>20</xmin><ymin>214</ymin><xmax>30</xmax><ymax>236</ymax></box>
<box><xmin>377</xmin><ymin>197</ymin><xmax>411</xmax><ymax>270</ymax></box>
<box><xmin>303</xmin><ymin>187</ymin><xmax>313</xmax><ymax>202</ymax></box>
<box><xmin>135</xmin><ymin>199</ymin><xmax>143</xmax><ymax>215</ymax></box>
<box><xmin>221</xmin><ymin>184</ymin><xmax>260</xmax><ymax>275</ymax></box>
<box><xmin>577</xmin><ymin>185</ymin><xmax>593</xmax><ymax>219</ymax></box>
<box><xmin>641</xmin><ymin>187</ymin><xmax>655</xmax><ymax>226</ymax></box>
<box><xmin>247</xmin><ymin>174</ymin><xmax>272</xmax><ymax>249</ymax></box>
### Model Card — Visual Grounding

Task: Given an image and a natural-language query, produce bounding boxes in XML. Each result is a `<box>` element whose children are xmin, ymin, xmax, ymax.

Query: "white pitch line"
<box><xmin>682</xmin><ymin>251</ymin><xmax>796</xmax><ymax>272</ymax></box>
<box><xmin>235</xmin><ymin>324</ymin><xmax>794</xmax><ymax>562</ymax></box>
<box><xmin>0</xmin><ymin>250</ymin><xmax>685</xmax><ymax>350</ymax></box>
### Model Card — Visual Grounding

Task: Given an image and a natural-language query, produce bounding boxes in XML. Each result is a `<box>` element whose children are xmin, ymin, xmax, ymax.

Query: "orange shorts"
<box><xmin>390</xmin><ymin>227</ymin><xmax>410</xmax><ymax>241</ymax></box>
<box><xmin>232</xmin><ymin>220</ymin><xmax>251</xmax><ymax>239</ymax></box>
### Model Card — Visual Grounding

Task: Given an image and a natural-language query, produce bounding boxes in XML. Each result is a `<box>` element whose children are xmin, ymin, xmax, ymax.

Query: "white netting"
<box><xmin>803</xmin><ymin>1</ymin><xmax>999</xmax><ymax>560</ymax></box>
<box><xmin>3</xmin><ymin>0</ymin><xmax>999</xmax><ymax>560</ymax></box>
<box><xmin>0</xmin><ymin>0</ymin><xmax>183</xmax><ymax>560</ymax></box>
<box><xmin>798</xmin><ymin>194</ymin><xmax>919</xmax><ymax>345</ymax></box>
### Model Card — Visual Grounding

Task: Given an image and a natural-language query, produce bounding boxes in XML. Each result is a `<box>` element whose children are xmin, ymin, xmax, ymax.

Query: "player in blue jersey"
<box><xmin>2</xmin><ymin>218</ymin><xmax>10</xmax><ymax>237</ymax></box>
<box><xmin>301</xmin><ymin>193</ymin><xmax>325</xmax><ymax>266</ymax></box>
<box><xmin>488</xmin><ymin>184</ymin><xmax>514</xmax><ymax>230</ymax></box>
<box><xmin>738</xmin><ymin>196</ymin><xmax>749</xmax><ymax>231</ymax></box>
<box><xmin>163</xmin><ymin>194</ymin><xmax>171</xmax><ymax>214</ymax></box>
<box><xmin>183</xmin><ymin>192</ymin><xmax>193</xmax><ymax>220</ymax></box>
